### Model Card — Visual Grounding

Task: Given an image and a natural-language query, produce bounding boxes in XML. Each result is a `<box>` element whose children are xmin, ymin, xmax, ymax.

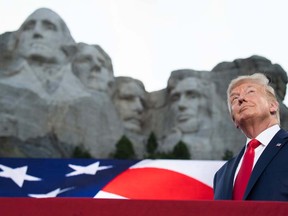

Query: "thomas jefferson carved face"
<box><xmin>72</xmin><ymin>44</ymin><xmax>114</xmax><ymax>92</ymax></box>
<box><xmin>169</xmin><ymin>77</ymin><xmax>204</xmax><ymax>133</ymax></box>
<box><xmin>16</xmin><ymin>8</ymin><xmax>71</xmax><ymax>64</ymax></box>
<box><xmin>113</xmin><ymin>80</ymin><xmax>145</xmax><ymax>133</ymax></box>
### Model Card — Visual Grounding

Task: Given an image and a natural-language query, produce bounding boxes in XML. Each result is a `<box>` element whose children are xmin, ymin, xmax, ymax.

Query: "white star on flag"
<box><xmin>66</xmin><ymin>161</ymin><xmax>113</xmax><ymax>177</ymax></box>
<box><xmin>0</xmin><ymin>164</ymin><xmax>41</xmax><ymax>187</ymax></box>
<box><xmin>28</xmin><ymin>187</ymin><xmax>74</xmax><ymax>198</ymax></box>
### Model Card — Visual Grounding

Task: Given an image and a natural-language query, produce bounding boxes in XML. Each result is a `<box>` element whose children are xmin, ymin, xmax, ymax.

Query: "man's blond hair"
<box><xmin>227</xmin><ymin>73</ymin><xmax>280</xmax><ymax>123</ymax></box>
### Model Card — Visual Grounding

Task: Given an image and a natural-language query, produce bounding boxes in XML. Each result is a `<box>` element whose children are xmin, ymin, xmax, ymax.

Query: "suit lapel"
<box><xmin>243</xmin><ymin>129</ymin><xmax>288</xmax><ymax>199</ymax></box>
<box><xmin>225</xmin><ymin>147</ymin><xmax>245</xmax><ymax>199</ymax></box>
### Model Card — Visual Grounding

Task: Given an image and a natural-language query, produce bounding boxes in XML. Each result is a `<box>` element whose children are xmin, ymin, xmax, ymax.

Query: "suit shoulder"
<box><xmin>215</xmin><ymin>158</ymin><xmax>237</xmax><ymax>176</ymax></box>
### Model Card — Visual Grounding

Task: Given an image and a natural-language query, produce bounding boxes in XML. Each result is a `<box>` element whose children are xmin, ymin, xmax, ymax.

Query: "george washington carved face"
<box><xmin>16</xmin><ymin>8</ymin><xmax>74</xmax><ymax>64</ymax></box>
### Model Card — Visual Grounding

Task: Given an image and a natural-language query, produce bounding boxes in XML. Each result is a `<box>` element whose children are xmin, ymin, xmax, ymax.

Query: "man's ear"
<box><xmin>269</xmin><ymin>100</ymin><xmax>279</xmax><ymax>114</ymax></box>
<box><xmin>231</xmin><ymin>114</ymin><xmax>239</xmax><ymax>129</ymax></box>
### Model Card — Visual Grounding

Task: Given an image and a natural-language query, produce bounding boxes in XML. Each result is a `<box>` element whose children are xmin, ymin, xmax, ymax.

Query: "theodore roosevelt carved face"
<box><xmin>113</xmin><ymin>77</ymin><xmax>146</xmax><ymax>133</ymax></box>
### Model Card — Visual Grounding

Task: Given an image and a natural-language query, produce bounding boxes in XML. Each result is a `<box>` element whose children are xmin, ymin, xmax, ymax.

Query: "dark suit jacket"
<box><xmin>214</xmin><ymin>129</ymin><xmax>288</xmax><ymax>201</ymax></box>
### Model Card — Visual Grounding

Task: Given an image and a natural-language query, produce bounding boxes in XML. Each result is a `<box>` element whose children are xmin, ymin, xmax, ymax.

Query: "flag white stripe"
<box><xmin>130</xmin><ymin>159</ymin><xmax>225</xmax><ymax>187</ymax></box>
<box><xmin>94</xmin><ymin>191</ymin><xmax>128</xmax><ymax>199</ymax></box>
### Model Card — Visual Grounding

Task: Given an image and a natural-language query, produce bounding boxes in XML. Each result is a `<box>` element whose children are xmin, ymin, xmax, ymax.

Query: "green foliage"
<box><xmin>145</xmin><ymin>138</ymin><xmax>191</xmax><ymax>159</ymax></box>
<box><xmin>72</xmin><ymin>146</ymin><xmax>92</xmax><ymax>158</ymax></box>
<box><xmin>146</xmin><ymin>132</ymin><xmax>158</xmax><ymax>155</ymax></box>
<box><xmin>222</xmin><ymin>149</ymin><xmax>234</xmax><ymax>160</ymax></box>
<box><xmin>156</xmin><ymin>141</ymin><xmax>190</xmax><ymax>159</ymax></box>
<box><xmin>112</xmin><ymin>133</ymin><xmax>191</xmax><ymax>160</ymax></box>
<box><xmin>111</xmin><ymin>135</ymin><xmax>136</xmax><ymax>159</ymax></box>
<box><xmin>171</xmin><ymin>140</ymin><xmax>191</xmax><ymax>159</ymax></box>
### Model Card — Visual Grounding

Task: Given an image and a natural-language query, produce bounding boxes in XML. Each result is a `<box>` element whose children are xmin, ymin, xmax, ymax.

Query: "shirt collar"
<box><xmin>246</xmin><ymin>124</ymin><xmax>280</xmax><ymax>147</ymax></box>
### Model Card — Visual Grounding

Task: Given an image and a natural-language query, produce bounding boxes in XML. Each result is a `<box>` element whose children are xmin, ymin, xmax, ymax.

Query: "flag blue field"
<box><xmin>0</xmin><ymin>158</ymin><xmax>225</xmax><ymax>200</ymax></box>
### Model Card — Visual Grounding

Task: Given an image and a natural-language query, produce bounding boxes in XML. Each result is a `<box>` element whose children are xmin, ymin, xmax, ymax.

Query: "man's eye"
<box><xmin>76</xmin><ymin>56</ymin><xmax>92</xmax><ymax>64</ymax></box>
<box><xmin>231</xmin><ymin>96</ymin><xmax>238</xmax><ymax>103</ymax></box>
<box><xmin>170</xmin><ymin>93</ymin><xmax>180</xmax><ymax>102</ymax></box>
<box><xmin>186</xmin><ymin>91</ymin><xmax>198</xmax><ymax>99</ymax></box>
<box><xmin>43</xmin><ymin>21</ymin><xmax>57</xmax><ymax>31</ymax></box>
<box><xmin>23</xmin><ymin>21</ymin><xmax>35</xmax><ymax>31</ymax></box>
<box><xmin>121</xmin><ymin>95</ymin><xmax>134</xmax><ymax>101</ymax></box>
<box><xmin>247</xmin><ymin>90</ymin><xmax>255</xmax><ymax>94</ymax></box>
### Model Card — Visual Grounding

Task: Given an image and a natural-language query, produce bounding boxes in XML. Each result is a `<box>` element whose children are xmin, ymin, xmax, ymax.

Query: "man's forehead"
<box><xmin>172</xmin><ymin>78</ymin><xmax>199</xmax><ymax>92</ymax></box>
<box><xmin>78</xmin><ymin>45</ymin><xmax>102</xmax><ymax>58</ymax></box>
<box><xmin>230</xmin><ymin>82</ymin><xmax>261</xmax><ymax>94</ymax></box>
<box><xmin>119</xmin><ymin>82</ymin><xmax>144</xmax><ymax>96</ymax></box>
<box><xmin>24</xmin><ymin>9</ymin><xmax>62</xmax><ymax>25</ymax></box>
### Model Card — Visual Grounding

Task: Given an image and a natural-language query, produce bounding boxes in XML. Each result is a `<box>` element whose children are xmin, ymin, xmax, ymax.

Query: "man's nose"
<box><xmin>133</xmin><ymin>98</ymin><xmax>144</xmax><ymax>113</ymax></box>
<box><xmin>32</xmin><ymin>23</ymin><xmax>43</xmax><ymax>39</ymax></box>
<box><xmin>91</xmin><ymin>64</ymin><xmax>100</xmax><ymax>73</ymax></box>
<box><xmin>178</xmin><ymin>95</ymin><xmax>188</xmax><ymax>111</ymax></box>
<box><xmin>237</xmin><ymin>94</ymin><xmax>246</xmax><ymax>104</ymax></box>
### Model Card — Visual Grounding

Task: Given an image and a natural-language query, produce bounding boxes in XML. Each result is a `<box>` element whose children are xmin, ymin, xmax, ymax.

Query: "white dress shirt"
<box><xmin>233</xmin><ymin>124</ymin><xmax>280</xmax><ymax>183</ymax></box>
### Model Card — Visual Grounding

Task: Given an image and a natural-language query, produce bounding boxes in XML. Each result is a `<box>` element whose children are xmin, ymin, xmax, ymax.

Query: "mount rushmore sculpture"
<box><xmin>0</xmin><ymin>8</ymin><xmax>288</xmax><ymax>160</ymax></box>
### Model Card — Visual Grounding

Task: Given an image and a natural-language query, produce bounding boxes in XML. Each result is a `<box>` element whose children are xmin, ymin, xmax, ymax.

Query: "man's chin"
<box><xmin>29</xmin><ymin>54</ymin><xmax>49</xmax><ymax>60</ymax></box>
<box><xmin>177</xmin><ymin>120</ymin><xmax>199</xmax><ymax>133</ymax></box>
<box><xmin>236</xmin><ymin>114</ymin><xmax>255</xmax><ymax>126</ymax></box>
<box><xmin>87</xmin><ymin>81</ymin><xmax>108</xmax><ymax>91</ymax></box>
<box><xmin>19</xmin><ymin>45</ymin><xmax>55</xmax><ymax>60</ymax></box>
<box><xmin>26</xmin><ymin>53</ymin><xmax>58</xmax><ymax>63</ymax></box>
<box><xmin>124</xmin><ymin>121</ymin><xmax>142</xmax><ymax>133</ymax></box>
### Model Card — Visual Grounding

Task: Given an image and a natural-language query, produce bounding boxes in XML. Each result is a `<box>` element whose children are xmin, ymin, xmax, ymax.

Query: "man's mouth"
<box><xmin>239</xmin><ymin>105</ymin><xmax>251</xmax><ymax>113</ymax></box>
<box><xmin>177</xmin><ymin>114</ymin><xmax>191</xmax><ymax>122</ymax></box>
<box><xmin>30</xmin><ymin>42</ymin><xmax>49</xmax><ymax>49</ymax></box>
<box><xmin>126</xmin><ymin>118</ymin><xmax>141</xmax><ymax>126</ymax></box>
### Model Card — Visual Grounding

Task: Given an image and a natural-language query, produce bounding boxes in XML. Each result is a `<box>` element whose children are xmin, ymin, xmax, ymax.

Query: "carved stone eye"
<box><xmin>186</xmin><ymin>90</ymin><xmax>199</xmax><ymax>99</ymax></box>
<box><xmin>170</xmin><ymin>93</ymin><xmax>180</xmax><ymax>102</ymax></box>
<box><xmin>43</xmin><ymin>20</ymin><xmax>57</xmax><ymax>31</ymax></box>
<box><xmin>22</xmin><ymin>21</ymin><xmax>35</xmax><ymax>31</ymax></box>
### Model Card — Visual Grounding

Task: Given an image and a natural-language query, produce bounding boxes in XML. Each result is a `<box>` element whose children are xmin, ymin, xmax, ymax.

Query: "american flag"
<box><xmin>0</xmin><ymin>158</ymin><xmax>225</xmax><ymax>200</ymax></box>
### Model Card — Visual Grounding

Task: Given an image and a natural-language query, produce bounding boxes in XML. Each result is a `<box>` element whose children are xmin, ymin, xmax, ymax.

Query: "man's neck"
<box><xmin>240</xmin><ymin>119</ymin><xmax>278</xmax><ymax>139</ymax></box>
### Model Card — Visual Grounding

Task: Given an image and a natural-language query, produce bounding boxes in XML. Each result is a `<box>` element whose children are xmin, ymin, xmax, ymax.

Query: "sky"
<box><xmin>1</xmin><ymin>0</ymin><xmax>288</xmax><ymax>104</ymax></box>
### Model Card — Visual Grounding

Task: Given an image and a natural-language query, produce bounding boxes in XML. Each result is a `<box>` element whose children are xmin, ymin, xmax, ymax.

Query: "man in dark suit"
<box><xmin>213</xmin><ymin>73</ymin><xmax>288</xmax><ymax>201</ymax></box>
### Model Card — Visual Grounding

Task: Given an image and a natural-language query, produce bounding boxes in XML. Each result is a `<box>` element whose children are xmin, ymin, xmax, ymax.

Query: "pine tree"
<box><xmin>72</xmin><ymin>146</ymin><xmax>92</xmax><ymax>158</ymax></box>
<box><xmin>172</xmin><ymin>141</ymin><xmax>190</xmax><ymax>159</ymax></box>
<box><xmin>112</xmin><ymin>135</ymin><xmax>136</xmax><ymax>159</ymax></box>
<box><xmin>153</xmin><ymin>140</ymin><xmax>191</xmax><ymax>159</ymax></box>
<box><xmin>145</xmin><ymin>132</ymin><xmax>158</xmax><ymax>158</ymax></box>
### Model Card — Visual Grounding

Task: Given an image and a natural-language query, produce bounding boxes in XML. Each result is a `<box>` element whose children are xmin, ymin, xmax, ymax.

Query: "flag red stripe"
<box><xmin>103</xmin><ymin>167</ymin><xmax>213</xmax><ymax>200</ymax></box>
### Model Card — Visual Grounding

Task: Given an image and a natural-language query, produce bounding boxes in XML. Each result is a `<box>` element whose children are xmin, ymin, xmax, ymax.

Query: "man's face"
<box><xmin>17</xmin><ymin>9</ymin><xmax>67</xmax><ymax>63</ymax></box>
<box><xmin>114</xmin><ymin>81</ymin><xmax>145</xmax><ymax>133</ymax></box>
<box><xmin>72</xmin><ymin>45</ymin><xmax>113</xmax><ymax>92</ymax></box>
<box><xmin>229</xmin><ymin>82</ymin><xmax>277</xmax><ymax>128</ymax></box>
<box><xmin>169</xmin><ymin>77</ymin><xmax>202</xmax><ymax>133</ymax></box>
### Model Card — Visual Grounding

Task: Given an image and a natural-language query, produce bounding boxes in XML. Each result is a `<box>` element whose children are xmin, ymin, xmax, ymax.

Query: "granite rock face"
<box><xmin>0</xmin><ymin>8</ymin><xmax>287</xmax><ymax>160</ymax></box>
<box><xmin>0</xmin><ymin>8</ymin><xmax>123</xmax><ymax>158</ymax></box>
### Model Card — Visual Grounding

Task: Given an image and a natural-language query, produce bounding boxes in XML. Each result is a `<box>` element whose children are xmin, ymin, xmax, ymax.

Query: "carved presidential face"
<box><xmin>72</xmin><ymin>44</ymin><xmax>114</xmax><ymax>92</ymax></box>
<box><xmin>16</xmin><ymin>8</ymin><xmax>68</xmax><ymax>64</ymax></box>
<box><xmin>169</xmin><ymin>77</ymin><xmax>203</xmax><ymax>133</ymax></box>
<box><xmin>114</xmin><ymin>81</ymin><xmax>145</xmax><ymax>133</ymax></box>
